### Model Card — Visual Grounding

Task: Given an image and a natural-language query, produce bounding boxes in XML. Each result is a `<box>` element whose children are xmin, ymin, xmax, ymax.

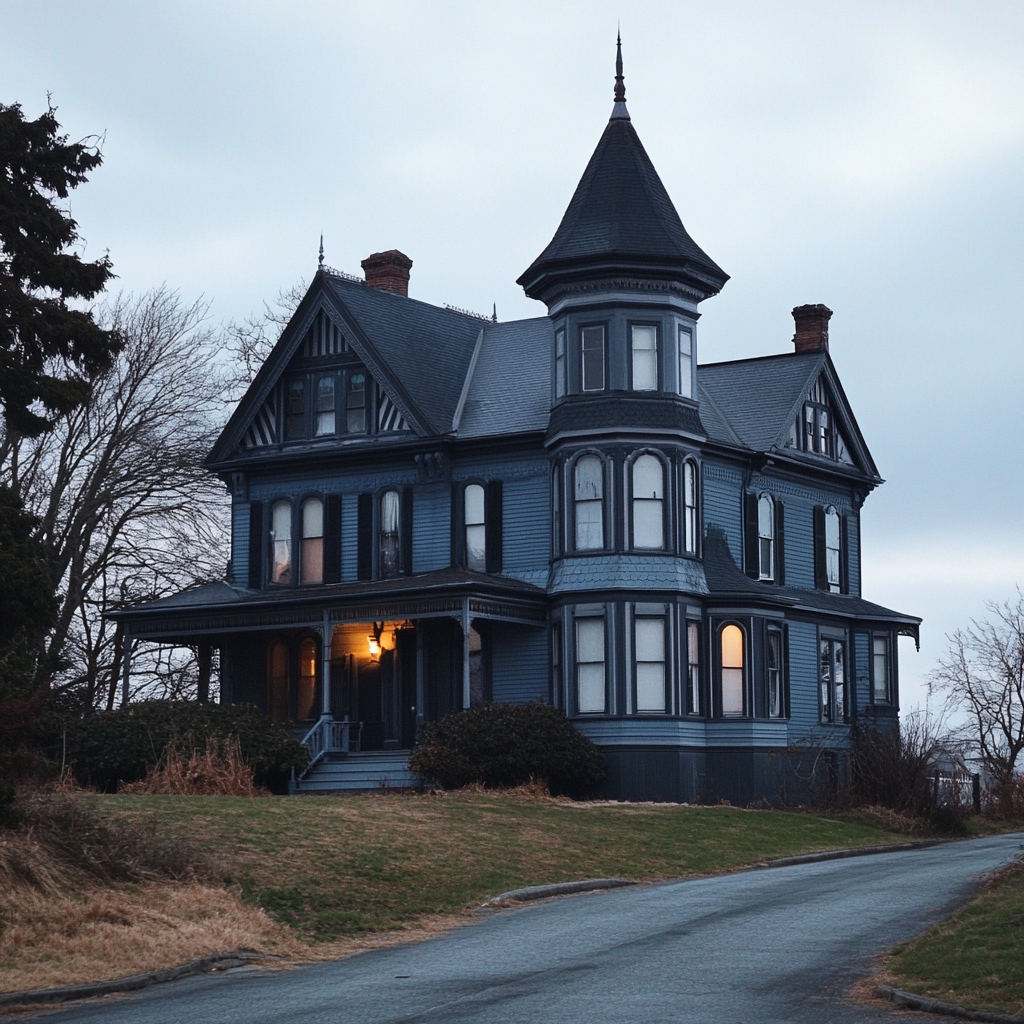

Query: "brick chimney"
<box><xmin>361</xmin><ymin>250</ymin><xmax>413</xmax><ymax>297</ymax></box>
<box><xmin>792</xmin><ymin>304</ymin><xmax>833</xmax><ymax>354</ymax></box>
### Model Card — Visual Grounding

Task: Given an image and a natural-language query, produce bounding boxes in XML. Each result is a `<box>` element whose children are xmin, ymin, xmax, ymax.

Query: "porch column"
<box><xmin>121</xmin><ymin>628</ymin><xmax>132</xmax><ymax>707</ymax></box>
<box><xmin>415</xmin><ymin>626</ymin><xmax>425</xmax><ymax>727</ymax></box>
<box><xmin>461</xmin><ymin>598</ymin><xmax>471</xmax><ymax>710</ymax></box>
<box><xmin>197</xmin><ymin>642</ymin><xmax>211</xmax><ymax>703</ymax></box>
<box><xmin>321</xmin><ymin>612</ymin><xmax>332</xmax><ymax>717</ymax></box>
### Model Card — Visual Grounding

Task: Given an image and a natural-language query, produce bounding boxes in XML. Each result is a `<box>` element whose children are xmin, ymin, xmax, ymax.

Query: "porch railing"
<box><xmin>299</xmin><ymin>715</ymin><xmax>360</xmax><ymax>777</ymax></box>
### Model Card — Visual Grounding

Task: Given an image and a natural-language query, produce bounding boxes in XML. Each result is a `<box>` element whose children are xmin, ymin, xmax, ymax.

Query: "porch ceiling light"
<box><xmin>367</xmin><ymin>635</ymin><xmax>381</xmax><ymax>662</ymax></box>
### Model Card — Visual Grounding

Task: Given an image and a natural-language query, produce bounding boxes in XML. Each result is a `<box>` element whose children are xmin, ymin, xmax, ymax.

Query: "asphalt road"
<box><xmin>41</xmin><ymin>833</ymin><xmax>1024</xmax><ymax>1024</ymax></box>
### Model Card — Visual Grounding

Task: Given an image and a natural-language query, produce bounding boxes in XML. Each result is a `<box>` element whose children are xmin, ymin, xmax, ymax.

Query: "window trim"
<box><xmin>871</xmin><ymin>632</ymin><xmax>891</xmax><ymax>704</ymax></box>
<box><xmin>579</xmin><ymin>323</ymin><xmax>607</xmax><ymax>393</ymax></box>
<box><xmin>633</xmin><ymin>611</ymin><xmax>668</xmax><ymax>714</ymax></box>
<box><xmin>629</xmin><ymin>450</ymin><xmax>668</xmax><ymax>552</ymax></box>
<box><xmin>819</xmin><ymin>634</ymin><xmax>848</xmax><ymax>724</ymax></box>
<box><xmin>574</xmin><ymin>614</ymin><xmax>607</xmax><ymax>715</ymax></box>
<box><xmin>682</xmin><ymin>458</ymin><xmax>699</xmax><ymax>557</ymax></box>
<box><xmin>718</xmin><ymin>621</ymin><xmax>747</xmax><ymax>718</ymax></box>
<box><xmin>571</xmin><ymin>452</ymin><xmax>606</xmax><ymax>553</ymax></box>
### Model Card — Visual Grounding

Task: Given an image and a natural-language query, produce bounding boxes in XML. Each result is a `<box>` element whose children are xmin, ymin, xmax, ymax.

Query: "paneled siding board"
<box><xmin>783</xmin><ymin>499</ymin><xmax>816</xmax><ymax>590</ymax></box>
<box><xmin>413</xmin><ymin>483</ymin><xmax>451</xmax><ymax>573</ymax></box>
<box><xmin>787</xmin><ymin>620</ymin><xmax>820</xmax><ymax>731</ymax></box>
<box><xmin>702</xmin><ymin>461</ymin><xmax>743</xmax><ymax>565</ymax></box>
<box><xmin>490</xmin><ymin>624</ymin><xmax>548</xmax><ymax>704</ymax></box>
<box><xmin>232</xmin><ymin>503</ymin><xmax>249</xmax><ymax>588</ymax></box>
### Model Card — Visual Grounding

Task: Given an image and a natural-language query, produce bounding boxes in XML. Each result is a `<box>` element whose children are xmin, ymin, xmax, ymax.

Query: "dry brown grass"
<box><xmin>119</xmin><ymin>737</ymin><xmax>266</xmax><ymax>797</ymax></box>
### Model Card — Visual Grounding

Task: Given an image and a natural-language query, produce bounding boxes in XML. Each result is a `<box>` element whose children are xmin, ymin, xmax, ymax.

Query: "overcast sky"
<box><xmin>3</xmin><ymin>1</ymin><xmax>1023</xmax><ymax>713</ymax></box>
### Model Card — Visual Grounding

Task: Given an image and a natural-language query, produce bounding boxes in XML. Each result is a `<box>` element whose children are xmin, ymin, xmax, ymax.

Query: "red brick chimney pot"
<box><xmin>361</xmin><ymin>250</ymin><xmax>413</xmax><ymax>297</ymax></box>
<box><xmin>792</xmin><ymin>304</ymin><xmax>833</xmax><ymax>354</ymax></box>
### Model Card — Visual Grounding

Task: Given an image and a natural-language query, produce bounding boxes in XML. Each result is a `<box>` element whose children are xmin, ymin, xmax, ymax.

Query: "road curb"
<box><xmin>480</xmin><ymin>877</ymin><xmax>636</xmax><ymax>907</ymax></box>
<box><xmin>876</xmin><ymin>984</ymin><xmax>1024</xmax><ymax>1023</ymax></box>
<box><xmin>0</xmin><ymin>950</ymin><xmax>279</xmax><ymax>1010</ymax></box>
<box><xmin>754</xmin><ymin>838</ymin><xmax>951</xmax><ymax>870</ymax></box>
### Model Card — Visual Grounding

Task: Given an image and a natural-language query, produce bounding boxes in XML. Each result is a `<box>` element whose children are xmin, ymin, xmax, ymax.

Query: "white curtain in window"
<box><xmin>576</xmin><ymin>618</ymin><xmax>605</xmax><ymax>713</ymax></box>
<box><xmin>635</xmin><ymin>617</ymin><xmax>666</xmax><ymax>712</ymax></box>
<box><xmin>380</xmin><ymin>489</ymin><xmax>400</xmax><ymax>577</ymax></box>
<box><xmin>465</xmin><ymin>484</ymin><xmax>486</xmax><ymax>571</ymax></box>
<box><xmin>631</xmin><ymin>326</ymin><xmax>657</xmax><ymax>391</ymax></box>
<box><xmin>632</xmin><ymin>454</ymin><xmax>664</xmax><ymax>549</ymax></box>
<box><xmin>271</xmin><ymin>501</ymin><xmax>292</xmax><ymax>585</ymax></box>
<box><xmin>721</xmin><ymin>624</ymin><xmax>744</xmax><ymax>715</ymax></box>
<box><xmin>574</xmin><ymin>456</ymin><xmax>604</xmax><ymax>551</ymax></box>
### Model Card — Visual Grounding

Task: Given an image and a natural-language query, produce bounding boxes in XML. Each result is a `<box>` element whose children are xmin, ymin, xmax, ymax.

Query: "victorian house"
<box><xmin>112</xmin><ymin>44</ymin><xmax>919</xmax><ymax>803</ymax></box>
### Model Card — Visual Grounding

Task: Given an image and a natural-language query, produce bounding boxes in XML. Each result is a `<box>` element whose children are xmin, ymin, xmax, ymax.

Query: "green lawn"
<box><xmin>886</xmin><ymin>857</ymin><xmax>1024</xmax><ymax>1018</ymax></box>
<box><xmin>94</xmin><ymin>792</ymin><xmax>922</xmax><ymax>942</ymax></box>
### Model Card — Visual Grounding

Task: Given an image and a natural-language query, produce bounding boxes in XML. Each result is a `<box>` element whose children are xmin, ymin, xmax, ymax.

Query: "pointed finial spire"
<box><xmin>492</xmin><ymin>303</ymin><xmax>497</xmax><ymax>322</ymax></box>
<box><xmin>318</xmin><ymin>234</ymin><xmax>324</xmax><ymax>267</ymax></box>
<box><xmin>610</xmin><ymin>30</ymin><xmax>630</xmax><ymax>120</ymax></box>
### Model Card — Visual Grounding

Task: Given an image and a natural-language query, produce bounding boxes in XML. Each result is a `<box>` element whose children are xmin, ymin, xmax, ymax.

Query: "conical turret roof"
<box><xmin>518</xmin><ymin>41</ymin><xmax>728</xmax><ymax>303</ymax></box>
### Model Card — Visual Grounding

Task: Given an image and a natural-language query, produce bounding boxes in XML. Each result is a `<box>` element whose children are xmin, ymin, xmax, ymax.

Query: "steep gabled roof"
<box><xmin>208</xmin><ymin>271</ymin><xmax>485</xmax><ymax>465</ymax></box>
<box><xmin>517</xmin><ymin>110</ymin><xmax>728</xmax><ymax>300</ymax></box>
<box><xmin>697</xmin><ymin>351</ymin><xmax>880</xmax><ymax>480</ymax></box>
<box><xmin>456</xmin><ymin>317</ymin><xmax>552</xmax><ymax>438</ymax></box>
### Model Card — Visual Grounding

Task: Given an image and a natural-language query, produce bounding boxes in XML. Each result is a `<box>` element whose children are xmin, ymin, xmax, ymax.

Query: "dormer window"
<box><xmin>347</xmin><ymin>372</ymin><xmax>367</xmax><ymax>433</ymax></box>
<box><xmin>630</xmin><ymin>325</ymin><xmax>657</xmax><ymax>391</ymax></box>
<box><xmin>803</xmin><ymin>403</ymin><xmax>832</xmax><ymax>456</ymax></box>
<box><xmin>580</xmin><ymin>326</ymin><xmax>605</xmax><ymax>392</ymax></box>
<box><xmin>315</xmin><ymin>376</ymin><xmax>335</xmax><ymax>436</ymax></box>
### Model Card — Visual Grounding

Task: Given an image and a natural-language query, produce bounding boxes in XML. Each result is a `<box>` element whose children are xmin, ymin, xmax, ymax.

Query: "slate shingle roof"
<box><xmin>518</xmin><ymin>113</ymin><xmax>728</xmax><ymax>298</ymax></box>
<box><xmin>458</xmin><ymin>318</ymin><xmax>552</xmax><ymax>438</ymax></box>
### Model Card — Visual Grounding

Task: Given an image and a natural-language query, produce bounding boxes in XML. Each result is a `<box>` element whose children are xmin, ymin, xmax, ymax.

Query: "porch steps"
<box><xmin>296</xmin><ymin>751</ymin><xmax>422</xmax><ymax>793</ymax></box>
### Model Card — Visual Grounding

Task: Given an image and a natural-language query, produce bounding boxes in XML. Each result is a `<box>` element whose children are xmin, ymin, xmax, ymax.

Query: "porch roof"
<box><xmin>107</xmin><ymin>568</ymin><xmax>548</xmax><ymax>642</ymax></box>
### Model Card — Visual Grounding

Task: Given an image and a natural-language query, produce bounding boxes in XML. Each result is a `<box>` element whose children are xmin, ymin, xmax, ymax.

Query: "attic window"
<box><xmin>803</xmin><ymin>403</ymin><xmax>832</xmax><ymax>457</ymax></box>
<box><xmin>347</xmin><ymin>372</ymin><xmax>367</xmax><ymax>433</ymax></box>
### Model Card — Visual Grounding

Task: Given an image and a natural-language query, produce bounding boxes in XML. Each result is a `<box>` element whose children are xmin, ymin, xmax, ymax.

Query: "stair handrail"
<box><xmin>297</xmin><ymin>715</ymin><xmax>357</xmax><ymax>786</ymax></box>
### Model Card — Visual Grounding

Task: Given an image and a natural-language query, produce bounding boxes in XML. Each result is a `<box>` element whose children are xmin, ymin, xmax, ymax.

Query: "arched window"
<box><xmin>574</xmin><ymin>456</ymin><xmax>604</xmax><ymax>551</ymax></box>
<box><xmin>721</xmin><ymin>624</ymin><xmax>744</xmax><ymax>716</ymax></box>
<box><xmin>267</xmin><ymin>640</ymin><xmax>289</xmax><ymax>721</ymax></box>
<box><xmin>632</xmin><ymin>454</ymin><xmax>664</xmax><ymax>550</ymax></box>
<box><xmin>301</xmin><ymin>498</ymin><xmax>323</xmax><ymax>585</ymax></box>
<box><xmin>825</xmin><ymin>506</ymin><xmax>841</xmax><ymax>593</ymax></box>
<box><xmin>465</xmin><ymin>484</ymin><xmax>486</xmax><ymax>572</ymax></box>
<box><xmin>379</xmin><ymin>489</ymin><xmax>401</xmax><ymax>578</ymax></box>
<box><xmin>270</xmin><ymin>501</ymin><xmax>292</xmax><ymax>585</ymax></box>
<box><xmin>758</xmin><ymin>494</ymin><xmax>775</xmax><ymax>581</ymax></box>
<box><xmin>298</xmin><ymin>637</ymin><xmax>317</xmax><ymax>721</ymax></box>
<box><xmin>683</xmin><ymin>460</ymin><xmax>698</xmax><ymax>555</ymax></box>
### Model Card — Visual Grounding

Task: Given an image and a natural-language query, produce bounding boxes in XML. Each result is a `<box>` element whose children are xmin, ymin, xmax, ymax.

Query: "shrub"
<box><xmin>64</xmin><ymin>700</ymin><xmax>307</xmax><ymax>794</ymax></box>
<box><xmin>121</xmin><ymin>736</ymin><xmax>266</xmax><ymax>796</ymax></box>
<box><xmin>409</xmin><ymin>702</ymin><xmax>606</xmax><ymax>796</ymax></box>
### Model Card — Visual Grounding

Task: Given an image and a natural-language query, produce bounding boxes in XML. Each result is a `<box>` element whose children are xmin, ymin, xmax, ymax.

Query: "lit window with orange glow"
<box><xmin>721</xmin><ymin>624</ymin><xmax>744</xmax><ymax>716</ymax></box>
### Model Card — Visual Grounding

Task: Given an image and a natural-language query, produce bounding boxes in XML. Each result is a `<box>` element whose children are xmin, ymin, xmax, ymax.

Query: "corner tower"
<box><xmin>518</xmin><ymin>35</ymin><xmax>728</xmax><ymax>414</ymax></box>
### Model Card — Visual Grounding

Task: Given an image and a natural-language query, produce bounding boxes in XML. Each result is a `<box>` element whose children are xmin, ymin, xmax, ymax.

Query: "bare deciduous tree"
<box><xmin>0</xmin><ymin>287</ymin><xmax>231</xmax><ymax>712</ymax></box>
<box><xmin>225</xmin><ymin>281</ymin><xmax>305</xmax><ymax>391</ymax></box>
<box><xmin>930</xmin><ymin>595</ymin><xmax>1024</xmax><ymax>791</ymax></box>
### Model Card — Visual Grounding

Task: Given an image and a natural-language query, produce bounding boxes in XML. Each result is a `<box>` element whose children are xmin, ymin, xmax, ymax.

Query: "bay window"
<box><xmin>634</xmin><ymin>616</ymin><xmax>666</xmax><ymax>713</ymax></box>
<box><xmin>576</xmin><ymin>617</ymin><xmax>606</xmax><ymax>713</ymax></box>
<box><xmin>574</xmin><ymin>455</ymin><xmax>604</xmax><ymax>551</ymax></box>
<box><xmin>721</xmin><ymin>623</ymin><xmax>744</xmax><ymax>716</ymax></box>
<box><xmin>631</xmin><ymin>325</ymin><xmax>657</xmax><ymax>391</ymax></box>
<box><xmin>580</xmin><ymin>326</ymin><xmax>605</xmax><ymax>392</ymax></box>
<box><xmin>820</xmin><ymin>637</ymin><xmax>847</xmax><ymax>723</ymax></box>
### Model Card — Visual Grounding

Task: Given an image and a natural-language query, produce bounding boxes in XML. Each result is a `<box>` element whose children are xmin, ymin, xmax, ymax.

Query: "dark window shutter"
<box><xmin>450</xmin><ymin>483</ymin><xmax>461</xmax><ymax>567</ymax></box>
<box><xmin>813</xmin><ymin>505</ymin><xmax>827</xmax><ymax>590</ymax></box>
<box><xmin>248</xmin><ymin>503</ymin><xmax>263</xmax><ymax>589</ymax></box>
<box><xmin>401</xmin><ymin>486</ymin><xmax>414</xmax><ymax>575</ymax></box>
<box><xmin>774</xmin><ymin>499</ymin><xmax>785</xmax><ymax>585</ymax></box>
<box><xmin>839</xmin><ymin>513</ymin><xmax>849</xmax><ymax>595</ymax></box>
<box><xmin>743</xmin><ymin>492</ymin><xmax>759</xmax><ymax>579</ymax></box>
<box><xmin>782</xmin><ymin>624</ymin><xmax>790</xmax><ymax>718</ymax></box>
<box><xmin>357</xmin><ymin>492</ymin><xmax>373</xmax><ymax>581</ymax></box>
<box><xmin>485</xmin><ymin>480</ymin><xmax>504</xmax><ymax>574</ymax></box>
<box><xmin>324</xmin><ymin>495</ymin><xmax>342</xmax><ymax>584</ymax></box>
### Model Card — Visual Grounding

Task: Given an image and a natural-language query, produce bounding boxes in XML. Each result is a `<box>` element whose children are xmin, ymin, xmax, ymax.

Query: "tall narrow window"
<box><xmin>825</xmin><ymin>507</ymin><xmax>841</xmax><ymax>593</ymax></box>
<box><xmin>580</xmin><ymin>326</ymin><xmax>605</xmax><ymax>392</ymax></box>
<box><xmin>576</xmin><ymin>617</ymin><xmax>605</xmax><ymax>713</ymax></box>
<box><xmin>721</xmin><ymin>624</ymin><xmax>744</xmax><ymax>716</ymax></box>
<box><xmin>687</xmin><ymin>621</ymin><xmax>700</xmax><ymax>714</ymax></box>
<box><xmin>631</xmin><ymin>325</ymin><xmax>657</xmax><ymax>391</ymax></box>
<box><xmin>635</xmin><ymin>616</ymin><xmax>666</xmax><ymax>712</ymax></box>
<box><xmin>347</xmin><ymin>372</ymin><xmax>366</xmax><ymax>433</ymax></box>
<box><xmin>758</xmin><ymin>494</ymin><xmax>775</xmax><ymax>581</ymax></box>
<box><xmin>767</xmin><ymin>629</ymin><xmax>783</xmax><ymax>718</ymax></box>
<box><xmin>270</xmin><ymin>501</ymin><xmax>292</xmax><ymax>585</ymax></box>
<box><xmin>818</xmin><ymin>408</ymin><xmax>831</xmax><ymax>455</ymax></box>
<box><xmin>464</xmin><ymin>483</ymin><xmax>486</xmax><ymax>572</ymax></box>
<box><xmin>574</xmin><ymin>456</ymin><xmax>604</xmax><ymax>551</ymax></box>
<box><xmin>552</xmin><ymin>467</ymin><xmax>561</xmax><ymax>557</ymax></box>
<box><xmin>872</xmin><ymin>636</ymin><xmax>889</xmax><ymax>702</ymax></box>
<box><xmin>298</xmin><ymin>637</ymin><xmax>317</xmax><ymax>721</ymax></box>
<box><xmin>300</xmin><ymin>498</ymin><xmax>324</xmax><ymax>585</ymax></box>
<box><xmin>632</xmin><ymin>454</ymin><xmax>664</xmax><ymax>549</ymax></box>
<box><xmin>820</xmin><ymin>637</ymin><xmax>847</xmax><ymax>723</ymax></box>
<box><xmin>678</xmin><ymin>326</ymin><xmax>693</xmax><ymax>399</ymax></box>
<box><xmin>379</xmin><ymin>489</ymin><xmax>400</xmax><ymax>578</ymax></box>
<box><xmin>683</xmin><ymin>460</ymin><xmax>698</xmax><ymax>555</ymax></box>
<box><xmin>315</xmin><ymin>375</ymin><xmax>335</xmax><ymax>436</ymax></box>
<box><xmin>285</xmin><ymin>379</ymin><xmax>305</xmax><ymax>439</ymax></box>
<box><xmin>552</xmin><ymin>622</ymin><xmax>562</xmax><ymax>704</ymax></box>
<box><xmin>555</xmin><ymin>329</ymin><xmax>566</xmax><ymax>400</ymax></box>
<box><xmin>804</xmin><ymin>404</ymin><xmax>833</xmax><ymax>456</ymax></box>
<box><xmin>267</xmin><ymin>640</ymin><xmax>289</xmax><ymax>721</ymax></box>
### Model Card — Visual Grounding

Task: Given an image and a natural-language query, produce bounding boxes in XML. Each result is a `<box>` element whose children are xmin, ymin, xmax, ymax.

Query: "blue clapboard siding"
<box><xmin>702</xmin><ymin>460</ymin><xmax>743</xmax><ymax>564</ymax></box>
<box><xmin>847</xmin><ymin>513</ymin><xmax>861</xmax><ymax>597</ymax></box>
<box><xmin>787</xmin><ymin>620</ymin><xmax>820</xmax><ymax>731</ymax></box>
<box><xmin>784</xmin><ymin>498</ymin><xmax>815</xmax><ymax>589</ymax></box>
<box><xmin>341</xmin><ymin>493</ymin><xmax>358</xmax><ymax>582</ymax></box>
<box><xmin>501</xmin><ymin>472</ymin><xmax>549</xmax><ymax>586</ymax></box>
<box><xmin>232</xmin><ymin>501</ymin><xmax>249</xmax><ymax>588</ymax></box>
<box><xmin>490</xmin><ymin>624</ymin><xmax>548</xmax><ymax>704</ymax></box>
<box><xmin>412</xmin><ymin>483</ymin><xmax>451</xmax><ymax>573</ymax></box>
